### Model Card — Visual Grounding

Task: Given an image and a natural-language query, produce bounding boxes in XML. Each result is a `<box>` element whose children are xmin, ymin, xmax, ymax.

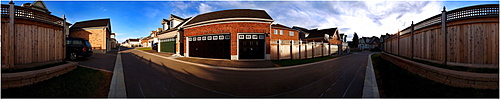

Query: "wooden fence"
<box><xmin>270</xmin><ymin>40</ymin><xmax>348</xmax><ymax>60</ymax></box>
<box><xmin>1</xmin><ymin>3</ymin><xmax>68</xmax><ymax>69</ymax></box>
<box><xmin>384</xmin><ymin>4</ymin><xmax>499</xmax><ymax>68</ymax></box>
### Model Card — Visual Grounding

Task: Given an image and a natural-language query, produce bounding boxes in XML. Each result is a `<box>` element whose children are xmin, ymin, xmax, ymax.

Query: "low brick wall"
<box><xmin>381</xmin><ymin>52</ymin><xmax>498</xmax><ymax>89</ymax></box>
<box><xmin>1</xmin><ymin>62</ymin><xmax>78</xmax><ymax>89</ymax></box>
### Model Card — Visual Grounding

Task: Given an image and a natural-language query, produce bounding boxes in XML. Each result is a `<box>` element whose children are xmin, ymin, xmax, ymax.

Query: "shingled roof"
<box><xmin>185</xmin><ymin>9</ymin><xmax>272</xmax><ymax>26</ymax></box>
<box><xmin>272</xmin><ymin>24</ymin><xmax>296</xmax><ymax>31</ymax></box>
<box><xmin>305</xmin><ymin>28</ymin><xmax>337</xmax><ymax>39</ymax></box>
<box><xmin>70</xmin><ymin>18</ymin><xmax>111</xmax><ymax>31</ymax></box>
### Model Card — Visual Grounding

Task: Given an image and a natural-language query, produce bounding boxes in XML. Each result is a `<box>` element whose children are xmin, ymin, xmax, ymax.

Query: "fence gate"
<box><xmin>238</xmin><ymin>34</ymin><xmax>265</xmax><ymax>59</ymax></box>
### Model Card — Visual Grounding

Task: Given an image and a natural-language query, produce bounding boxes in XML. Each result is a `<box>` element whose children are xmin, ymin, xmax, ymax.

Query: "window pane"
<box><xmin>280</xmin><ymin>30</ymin><xmax>283</xmax><ymax>35</ymax></box>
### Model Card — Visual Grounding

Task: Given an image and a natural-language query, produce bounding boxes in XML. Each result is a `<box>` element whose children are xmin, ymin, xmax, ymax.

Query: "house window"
<box><xmin>280</xmin><ymin>30</ymin><xmax>283</xmax><ymax>35</ymax></box>
<box><xmin>289</xmin><ymin>31</ymin><xmax>294</xmax><ymax>36</ymax></box>
<box><xmin>274</xmin><ymin>29</ymin><xmax>278</xmax><ymax>35</ymax></box>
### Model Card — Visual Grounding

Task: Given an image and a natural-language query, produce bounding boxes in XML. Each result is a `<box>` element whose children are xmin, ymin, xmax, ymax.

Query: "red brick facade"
<box><xmin>184</xmin><ymin>22</ymin><xmax>271</xmax><ymax>56</ymax></box>
<box><xmin>270</xmin><ymin>28</ymin><xmax>299</xmax><ymax>41</ymax></box>
<box><xmin>69</xmin><ymin>28</ymin><xmax>109</xmax><ymax>50</ymax></box>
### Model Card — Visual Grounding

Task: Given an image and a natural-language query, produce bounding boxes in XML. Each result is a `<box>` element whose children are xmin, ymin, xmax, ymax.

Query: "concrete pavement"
<box><xmin>119</xmin><ymin>46</ymin><xmax>377</xmax><ymax>97</ymax></box>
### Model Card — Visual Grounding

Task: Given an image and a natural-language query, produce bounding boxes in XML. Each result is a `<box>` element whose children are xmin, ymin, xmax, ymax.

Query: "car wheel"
<box><xmin>69</xmin><ymin>52</ymin><xmax>77</xmax><ymax>60</ymax></box>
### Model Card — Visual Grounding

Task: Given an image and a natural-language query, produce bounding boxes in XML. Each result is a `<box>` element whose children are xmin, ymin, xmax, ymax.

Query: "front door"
<box><xmin>239</xmin><ymin>34</ymin><xmax>265</xmax><ymax>59</ymax></box>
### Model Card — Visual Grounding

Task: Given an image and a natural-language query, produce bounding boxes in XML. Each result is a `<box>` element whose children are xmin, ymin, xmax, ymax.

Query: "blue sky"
<box><xmin>2</xmin><ymin>0</ymin><xmax>498</xmax><ymax>42</ymax></box>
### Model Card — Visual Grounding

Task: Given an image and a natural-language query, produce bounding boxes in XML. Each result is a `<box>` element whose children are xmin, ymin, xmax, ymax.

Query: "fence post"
<box><xmin>277</xmin><ymin>39</ymin><xmax>281</xmax><ymax>60</ymax></box>
<box><xmin>305</xmin><ymin>41</ymin><xmax>307</xmax><ymax>59</ymax></box>
<box><xmin>299</xmin><ymin>40</ymin><xmax>302</xmax><ymax>60</ymax></box>
<box><xmin>63</xmin><ymin>14</ymin><xmax>67</xmax><ymax>61</ymax></box>
<box><xmin>442</xmin><ymin>6</ymin><xmax>448</xmax><ymax>65</ymax></box>
<box><xmin>321</xmin><ymin>43</ymin><xmax>324</xmax><ymax>57</ymax></box>
<box><xmin>397</xmin><ymin>30</ymin><xmax>400</xmax><ymax>55</ymax></box>
<box><xmin>290</xmin><ymin>40</ymin><xmax>293</xmax><ymax>59</ymax></box>
<box><xmin>411</xmin><ymin>21</ymin><xmax>414</xmax><ymax>59</ymax></box>
<box><xmin>312</xmin><ymin>42</ymin><xmax>315</xmax><ymax>58</ymax></box>
<box><xmin>7</xmin><ymin>1</ymin><xmax>15</xmax><ymax>69</ymax></box>
<box><xmin>328</xmin><ymin>43</ymin><xmax>331</xmax><ymax>56</ymax></box>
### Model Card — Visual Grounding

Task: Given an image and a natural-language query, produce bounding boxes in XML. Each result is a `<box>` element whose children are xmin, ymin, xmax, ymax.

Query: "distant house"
<box><xmin>110</xmin><ymin>33</ymin><xmax>118</xmax><ymax>49</ymax></box>
<box><xmin>358</xmin><ymin>36</ymin><xmax>380</xmax><ymax>50</ymax></box>
<box><xmin>379</xmin><ymin>33</ymin><xmax>391</xmax><ymax>51</ymax></box>
<box><xmin>123</xmin><ymin>38</ymin><xmax>140</xmax><ymax>47</ymax></box>
<box><xmin>271</xmin><ymin>24</ymin><xmax>299</xmax><ymax>43</ymax></box>
<box><xmin>21</xmin><ymin>0</ymin><xmax>50</xmax><ymax>13</ymax></box>
<box><xmin>292</xmin><ymin>26</ymin><xmax>343</xmax><ymax>44</ymax></box>
<box><xmin>69</xmin><ymin>18</ymin><xmax>112</xmax><ymax>53</ymax></box>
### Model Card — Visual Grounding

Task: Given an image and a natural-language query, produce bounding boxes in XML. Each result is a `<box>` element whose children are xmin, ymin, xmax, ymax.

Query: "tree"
<box><xmin>352</xmin><ymin>32</ymin><xmax>359</xmax><ymax>48</ymax></box>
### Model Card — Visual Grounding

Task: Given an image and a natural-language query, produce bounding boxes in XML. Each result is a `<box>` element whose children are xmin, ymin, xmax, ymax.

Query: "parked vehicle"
<box><xmin>66</xmin><ymin>37</ymin><xmax>93</xmax><ymax>60</ymax></box>
<box><xmin>152</xmin><ymin>43</ymin><xmax>158</xmax><ymax>51</ymax></box>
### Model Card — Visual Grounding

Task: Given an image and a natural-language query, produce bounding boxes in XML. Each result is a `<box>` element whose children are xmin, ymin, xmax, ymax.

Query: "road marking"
<box><xmin>138</xmin><ymin>82</ymin><xmax>145</xmax><ymax>97</ymax></box>
<box><xmin>342</xmin><ymin>59</ymin><xmax>365</xmax><ymax>97</ymax></box>
<box><xmin>108</xmin><ymin>47</ymin><xmax>127</xmax><ymax>98</ymax></box>
<box><xmin>318</xmin><ymin>58</ymin><xmax>357</xmax><ymax>97</ymax></box>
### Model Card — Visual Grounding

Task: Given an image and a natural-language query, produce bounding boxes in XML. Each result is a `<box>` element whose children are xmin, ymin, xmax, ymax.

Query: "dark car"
<box><xmin>152</xmin><ymin>43</ymin><xmax>158</xmax><ymax>51</ymax></box>
<box><xmin>66</xmin><ymin>37</ymin><xmax>93</xmax><ymax>60</ymax></box>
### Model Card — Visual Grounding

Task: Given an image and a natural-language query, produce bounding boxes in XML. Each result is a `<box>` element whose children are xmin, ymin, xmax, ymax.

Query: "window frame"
<box><xmin>289</xmin><ymin>31</ymin><xmax>295</xmax><ymax>36</ymax></box>
<box><xmin>279</xmin><ymin>30</ymin><xmax>284</xmax><ymax>35</ymax></box>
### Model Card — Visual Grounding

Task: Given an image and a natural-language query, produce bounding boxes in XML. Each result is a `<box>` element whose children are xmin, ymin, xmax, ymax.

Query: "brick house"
<box><xmin>183</xmin><ymin>9</ymin><xmax>273</xmax><ymax>60</ymax></box>
<box><xmin>270</xmin><ymin>24</ymin><xmax>299</xmax><ymax>43</ymax></box>
<box><xmin>69</xmin><ymin>18</ymin><xmax>112</xmax><ymax>53</ymax></box>
<box><xmin>157</xmin><ymin>14</ymin><xmax>189</xmax><ymax>54</ymax></box>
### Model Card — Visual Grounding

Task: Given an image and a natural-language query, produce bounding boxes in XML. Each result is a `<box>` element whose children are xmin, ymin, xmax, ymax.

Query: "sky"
<box><xmin>2</xmin><ymin>0</ymin><xmax>498</xmax><ymax>42</ymax></box>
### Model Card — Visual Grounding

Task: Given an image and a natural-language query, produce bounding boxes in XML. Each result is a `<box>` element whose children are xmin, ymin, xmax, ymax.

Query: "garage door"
<box><xmin>160</xmin><ymin>38</ymin><xmax>176</xmax><ymax>53</ymax></box>
<box><xmin>189</xmin><ymin>34</ymin><xmax>230</xmax><ymax>59</ymax></box>
<box><xmin>239</xmin><ymin>34</ymin><xmax>265</xmax><ymax>59</ymax></box>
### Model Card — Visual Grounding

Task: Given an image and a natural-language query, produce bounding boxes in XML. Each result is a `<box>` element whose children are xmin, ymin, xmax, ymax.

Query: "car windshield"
<box><xmin>84</xmin><ymin>40</ymin><xmax>92</xmax><ymax>48</ymax></box>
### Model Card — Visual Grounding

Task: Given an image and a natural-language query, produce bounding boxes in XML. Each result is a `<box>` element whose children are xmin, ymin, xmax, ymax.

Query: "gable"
<box><xmin>32</xmin><ymin>1</ymin><xmax>47</xmax><ymax>10</ymax></box>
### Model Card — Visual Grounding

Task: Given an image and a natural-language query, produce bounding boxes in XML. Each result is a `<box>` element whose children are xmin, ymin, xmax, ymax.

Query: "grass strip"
<box><xmin>371</xmin><ymin>54</ymin><xmax>498</xmax><ymax>98</ymax></box>
<box><xmin>1</xmin><ymin>66</ymin><xmax>112</xmax><ymax>98</ymax></box>
<box><xmin>2</xmin><ymin>62</ymin><xmax>68</xmax><ymax>73</ymax></box>
<box><xmin>272</xmin><ymin>56</ymin><xmax>336</xmax><ymax>66</ymax></box>
<box><xmin>384</xmin><ymin>52</ymin><xmax>498</xmax><ymax>73</ymax></box>
<box><xmin>136</xmin><ymin>47</ymin><xmax>152</xmax><ymax>50</ymax></box>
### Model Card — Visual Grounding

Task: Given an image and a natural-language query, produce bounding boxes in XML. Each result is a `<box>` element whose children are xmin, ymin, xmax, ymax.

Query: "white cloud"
<box><xmin>164</xmin><ymin>1</ymin><xmax>443</xmax><ymax>41</ymax></box>
<box><xmin>198</xmin><ymin>3</ymin><xmax>216</xmax><ymax>14</ymax></box>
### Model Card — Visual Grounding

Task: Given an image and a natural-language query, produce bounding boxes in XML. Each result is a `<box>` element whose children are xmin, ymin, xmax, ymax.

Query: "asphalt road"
<box><xmin>69</xmin><ymin>49</ymin><xmax>118</xmax><ymax>72</ymax></box>
<box><xmin>119</xmin><ymin>46</ymin><xmax>372</xmax><ymax>97</ymax></box>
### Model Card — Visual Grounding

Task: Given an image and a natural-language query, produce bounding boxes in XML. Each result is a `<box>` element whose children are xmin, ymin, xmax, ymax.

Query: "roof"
<box><xmin>70</xmin><ymin>18</ymin><xmax>111</xmax><ymax>30</ymax></box>
<box><xmin>185</xmin><ymin>9</ymin><xmax>272</xmax><ymax>26</ymax></box>
<box><xmin>271</xmin><ymin>24</ymin><xmax>296</xmax><ymax>31</ymax></box>
<box><xmin>305</xmin><ymin>28</ymin><xmax>337</xmax><ymax>39</ymax></box>
<box><xmin>128</xmin><ymin>39</ymin><xmax>139</xmax><ymax>42</ymax></box>
<box><xmin>292</xmin><ymin>26</ymin><xmax>309</xmax><ymax>32</ymax></box>
<box><xmin>170</xmin><ymin>14</ymin><xmax>185</xmax><ymax>20</ymax></box>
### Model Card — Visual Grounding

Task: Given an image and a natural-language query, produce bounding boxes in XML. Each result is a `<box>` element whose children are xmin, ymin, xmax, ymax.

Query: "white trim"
<box><xmin>185</xmin><ymin>37</ymin><xmax>189</xmax><ymax>57</ymax></box>
<box><xmin>184</xmin><ymin>18</ymin><xmax>273</xmax><ymax>28</ymax></box>
<box><xmin>184</xmin><ymin>21</ymin><xmax>272</xmax><ymax>29</ymax></box>
<box><xmin>178</xmin><ymin>17</ymin><xmax>195</xmax><ymax>30</ymax></box>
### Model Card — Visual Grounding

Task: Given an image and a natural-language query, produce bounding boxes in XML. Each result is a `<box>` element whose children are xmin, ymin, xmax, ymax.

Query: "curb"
<box><xmin>362</xmin><ymin>53</ymin><xmax>380</xmax><ymax>98</ymax></box>
<box><xmin>108</xmin><ymin>47</ymin><xmax>127</xmax><ymax>98</ymax></box>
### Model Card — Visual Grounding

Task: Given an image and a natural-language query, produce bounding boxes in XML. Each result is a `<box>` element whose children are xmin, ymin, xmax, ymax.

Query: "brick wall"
<box><xmin>270</xmin><ymin>28</ymin><xmax>299</xmax><ymax>41</ymax></box>
<box><xmin>381</xmin><ymin>52</ymin><xmax>498</xmax><ymax>89</ymax></box>
<box><xmin>69</xmin><ymin>28</ymin><xmax>107</xmax><ymax>51</ymax></box>
<box><xmin>184</xmin><ymin>22</ymin><xmax>271</xmax><ymax>55</ymax></box>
